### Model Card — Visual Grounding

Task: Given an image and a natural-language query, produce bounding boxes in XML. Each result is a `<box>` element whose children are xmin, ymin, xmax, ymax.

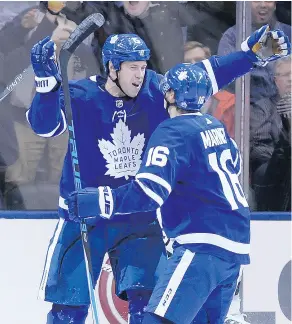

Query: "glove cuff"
<box><xmin>241</xmin><ymin>41</ymin><xmax>268</xmax><ymax>67</ymax></box>
<box><xmin>98</xmin><ymin>186</ymin><xmax>114</xmax><ymax>219</ymax></box>
<box><xmin>35</xmin><ymin>76</ymin><xmax>60</xmax><ymax>93</ymax></box>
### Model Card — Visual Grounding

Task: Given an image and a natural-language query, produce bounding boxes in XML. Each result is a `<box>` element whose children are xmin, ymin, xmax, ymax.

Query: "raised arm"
<box><xmin>196</xmin><ymin>25</ymin><xmax>290</xmax><ymax>95</ymax></box>
<box><xmin>26</xmin><ymin>36</ymin><xmax>66</xmax><ymax>137</ymax></box>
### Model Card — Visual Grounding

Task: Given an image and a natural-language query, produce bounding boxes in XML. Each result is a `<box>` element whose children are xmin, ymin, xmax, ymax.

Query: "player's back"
<box><xmin>159</xmin><ymin>112</ymin><xmax>250</xmax><ymax>264</ymax></box>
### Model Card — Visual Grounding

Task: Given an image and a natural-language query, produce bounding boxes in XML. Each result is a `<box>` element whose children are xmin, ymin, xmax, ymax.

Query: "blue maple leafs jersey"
<box><xmin>111</xmin><ymin>113</ymin><xmax>250</xmax><ymax>264</ymax></box>
<box><xmin>27</xmin><ymin>70</ymin><xmax>168</xmax><ymax>220</ymax></box>
<box><xmin>27</xmin><ymin>50</ymin><xmax>254</xmax><ymax>228</ymax></box>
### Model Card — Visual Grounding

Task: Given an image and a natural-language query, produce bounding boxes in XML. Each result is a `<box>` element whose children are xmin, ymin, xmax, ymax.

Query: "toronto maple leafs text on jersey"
<box><xmin>27</xmin><ymin>72</ymin><xmax>168</xmax><ymax>219</ymax></box>
<box><xmin>98</xmin><ymin>119</ymin><xmax>145</xmax><ymax>180</ymax></box>
<box><xmin>108</xmin><ymin>113</ymin><xmax>250</xmax><ymax>264</ymax></box>
<box><xmin>27</xmin><ymin>51</ymin><xmax>256</xmax><ymax>220</ymax></box>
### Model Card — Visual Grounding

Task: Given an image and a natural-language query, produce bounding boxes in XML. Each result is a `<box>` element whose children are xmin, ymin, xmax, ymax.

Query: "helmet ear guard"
<box><xmin>106</xmin><ymin>59</ymin><xmax>121</xmax><ymax>76</ymax></box>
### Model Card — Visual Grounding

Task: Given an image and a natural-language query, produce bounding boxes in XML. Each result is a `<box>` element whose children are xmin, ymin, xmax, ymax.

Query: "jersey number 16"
<box><xmin>145</xmin><ymin>146</ymin><xmax>170</xmax><ymax>167</ymax></box>
<box><xmin>208</xmin><ymin>149</ymin><xmax>248</xmax><ymax>210</ymax></box>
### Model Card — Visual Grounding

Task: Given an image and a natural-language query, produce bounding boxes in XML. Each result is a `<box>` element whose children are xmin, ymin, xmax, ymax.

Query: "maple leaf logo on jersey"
<box><xmin>98</xmin><ymin>119</ymin><xmax>145</xmax><ymax>180</ymax></box>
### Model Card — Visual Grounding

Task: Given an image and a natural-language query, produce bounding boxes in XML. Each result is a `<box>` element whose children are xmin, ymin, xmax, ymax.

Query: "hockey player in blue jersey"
<box><xmin>29</xmin><ymin>25</ymin><xmax>289</xmax><ymax>323</ymax></box>
<box><xmin>29</xmin><ymin>33</ymin><xmax>169</xmax><ymax>324</ymax></box>
<box><xmin>66</xmin><ymin>27</ymin><xmax>290</xmax><ymax>324</ymax></box>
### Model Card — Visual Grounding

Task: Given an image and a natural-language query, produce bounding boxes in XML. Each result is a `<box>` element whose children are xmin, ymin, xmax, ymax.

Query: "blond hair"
<box><xmin>274</xmin><ymin>55</ymin><xmax>292</xmax><ymax>75</ymax></box>
<box><xmin>184</xmin><ymin>41</ymin><xmax>211</xmax><ymax>58</ymax></box>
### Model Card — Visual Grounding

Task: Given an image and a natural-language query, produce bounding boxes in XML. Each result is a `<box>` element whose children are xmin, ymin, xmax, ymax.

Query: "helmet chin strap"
<box><xmin>109</xmin><ymin>71</ymin><xmax>134</xmax><ymax>100</ymax></box>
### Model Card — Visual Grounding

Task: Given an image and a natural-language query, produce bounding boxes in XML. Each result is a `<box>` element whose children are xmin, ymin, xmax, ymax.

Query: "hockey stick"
<box><xmin>59</xmin><ymin>13</ymin><xmax>105</xmax><ymax>324</ymax></box>
<box><xmin>0</xmin><ymin>14</ymin><xmax>63</xmax><ymax>103</ymax></box>
<box><xmin>0</xmin><ymin>65</ymin><xmax>32</xmax><ymax>102</ymax></box>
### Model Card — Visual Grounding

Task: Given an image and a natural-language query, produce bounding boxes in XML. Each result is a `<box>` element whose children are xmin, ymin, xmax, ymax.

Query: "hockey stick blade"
<box><xmin>60</xmin><ymin>13</ymin><xmax>105</xmax><ymax>65</ymax></box>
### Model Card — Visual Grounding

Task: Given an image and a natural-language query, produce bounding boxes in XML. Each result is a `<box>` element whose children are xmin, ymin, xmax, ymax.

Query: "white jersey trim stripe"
<box><xmin>35</xmin><ymin>120</ymin><xmax>61</xmax><ymax>138</ymax></box>
<box><xmin>89</xmin><ymin>75</ymin><xmax>97</xmax><ymax>82</ymax></box>
<box><xmin>59</xmin><ymin>196</ymin><xmax>68</xmax><ymax>210</ymax></box>
<box><xmin>230</xmin><ymin>138</ymin><xmax>241</xmax><ymax>176</ymax></box>
<box><xmin>58</xmin><ymin>110</ymin><xmax>68</xmax><ymax>135</ymax></box>
<box><xmin>175</xmin><ymin>233</ymin><xmax>250</xmax><ymax>254</ymax></box>
<box><xmin>156</xmin><ymin>208</ymin><xmax>163</xmax><ymax>228</ymax></box>
<box><xmin>26</xmin><ymin>109</ymin><xmax>67</xmax><ymax>138</ymax></box>
<box><xmin>202</xmin><ymin>59</ymin><xmax>219</xmax><ymax>94</ymax></box>
<box><xmin>135</xmin><ymin>179</ymin><xmax>163</xmax><ymax>206</ymax></box>
<box><xmin>136</xmin><ymin>173</ymin><xmax>172</xmax><ymax>194</ymax></box>
<box><xmin>175</xmin><ymin>112</ymin><xmax>202</xmax><ymax>117</ymax></box>
<box><xmin>38</xmin><ymin>218</ymin><xmax>65</xmax><ymax>300</ymax></box>
<box><xmin>155</xmin><ymin>249</ymin><xmax>195</xmax><ymax>317</ymax></box>
<box><xmin>25</xmin><ymin>110</ymin><xmax>31</xmax><ymax>126</ymax></box>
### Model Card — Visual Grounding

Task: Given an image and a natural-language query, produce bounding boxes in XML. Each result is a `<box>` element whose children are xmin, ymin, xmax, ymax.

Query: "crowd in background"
<box><xmin>0</xmin><ymin>1</ymin><xmax>290</xmax><ymax>212</ymax></box>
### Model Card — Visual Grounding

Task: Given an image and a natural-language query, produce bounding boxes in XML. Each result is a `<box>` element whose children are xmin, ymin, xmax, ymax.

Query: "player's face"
<box><xmin>123</xmin><ymin>1</ymin><xmax>150</xmax><ymax>17</ymax></box>
<box><xmin>118</xmin><ymin>61</ymin><xmax>147</xmax><ymax>97</ymax></box>
<box><xmin>251</xmin><ymin>1</ymin><xmax>275</xmax><ymax>25</ymax></box>
<box><xmin>184</xmin><ymin>47</ymin><xmax>207</xmax><ymax>64</ymax></box>
<box><xmin>274</xmin><ymin>62</ymin><xmax>292</xmax><ymax>97</ymax></box>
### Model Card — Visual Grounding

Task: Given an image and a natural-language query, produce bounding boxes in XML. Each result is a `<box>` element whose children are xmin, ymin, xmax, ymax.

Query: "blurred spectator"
<box><xmin>0</xmin><ymin>3</ymin><xmax>95</xmax><ymax>209</ymax></box>
<box><xmin>77</xmin><ymin>1</ymin><xmax>197</xmax><ymax>74</ymax></box>
<box><xmin>122</xmin><ymin>0</ymin><xmax>189</xmax><ymax>72</ymax></box>
<box><xmin>0</xmin><ymin>1</ymin><xmax>37</xmax><ymax>30</ymax></box>
<box><xmin>183</xmin><ymin>40</ymin><xmax>236</xmax><ymax>138</ymax></box>
<box><xmin>187</xmin><ymin>1</ymin><xmax>236</xmax><ymax>54</ymax></box>
<box><xmin>184</xmin><ymin>41</ymin><xmax>211</xmax><ymax>64</ymax></box>
<box><xmin>0</xmin><ymin>3</ymin><xmax>39</xmax><ymax>207</ymax></box>
<box><xmin>218</xmin><ymin>1</ymin><xmax>291</xmax><ymax>102</ymax></box>
<box><xmin>211</xmin><ymin>91</ymin><xmax>236</xmax><ymax>139</ymax></box>
<box><xmin>0</xmin><ymin>81</ymin><xmax>19</xmax><ymax>209</ymax></box>
<box><xmin>276</xmin><ymin>1</ymin><xmax>291</xmax><ymax>26</ymax></box>
<box><xmin>250</xmin><ymin>56</ymin><xmax>291</xmax><ymax>211</ymax></box>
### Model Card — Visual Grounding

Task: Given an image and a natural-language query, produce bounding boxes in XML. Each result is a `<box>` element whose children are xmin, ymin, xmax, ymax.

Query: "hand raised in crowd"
<box><xmin>21</xmin><ymin>8</ymin><xmax>40</xmax><ymax>29</ymax></box>
<box><xmin>50</xmin><ymin>14</ymin><xmax>77</xmax><ymax>51</ymax></box>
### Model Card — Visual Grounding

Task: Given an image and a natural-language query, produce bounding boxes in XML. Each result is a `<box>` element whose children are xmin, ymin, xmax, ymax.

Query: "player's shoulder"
<box><xmin>152</xmin><ymin>117</ymin><xmax>185</xmax><ymax>139</ymax></box>
<box><xmin>157</xmin><ymin>113</ymin><xmax>228</xmax><ymax>142</ymax></box>
<box><xmin>140</xmin><ymin>69</ymin><xmax>164</xmax><ymax>98</ymax></box>
<box><xmin>145</xmin><ymin>69</ymin><xmax>162</xmax><ymax>83</ymax></box>
<box><xmin>68</xmin><ymin>75</ymin><xmax>106</xmax><ymax>100</ymax></box>
<box><xmin>148</xmin><ymin>119</ymin><xmax>186</xmax><ymax>150</ymax></box>
<box><xmin>162</xmin><ymin>112</ymin><xmax>221</xmax><ymax>130</ymax></box>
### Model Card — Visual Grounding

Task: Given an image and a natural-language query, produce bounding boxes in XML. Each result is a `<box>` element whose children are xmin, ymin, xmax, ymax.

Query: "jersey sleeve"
<box><xmin>111</xmin><ymin>124</ymin><xmax>190</xmax><ymax>216</ymax></box>
<box><xmin>26</xmin><ymin>82</ymin><xmax>83</xmax><ymax>137</ymax></box>
<box><xmin>195</xmin><ymin>51</ymin><xmax>256</xmax><ymax>95</ymax></box>
<box><xmin>26</xmin><ymin>89</ymin><xmax>66</xmax><ymax>137</ymax></box>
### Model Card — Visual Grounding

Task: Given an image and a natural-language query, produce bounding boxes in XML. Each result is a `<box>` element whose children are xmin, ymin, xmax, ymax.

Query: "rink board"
<box><xmin>0</xmin><ymin>212</ymin><xmax>290</xmax><ymax>324</ymax></box>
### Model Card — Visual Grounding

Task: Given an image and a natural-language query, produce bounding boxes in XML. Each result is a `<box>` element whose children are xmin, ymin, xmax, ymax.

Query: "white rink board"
<box><xmin>0</xmin><ymin>219</ymin><xmax>55</xmax><ymax>324</ymax></box>
<box><xmin>242</xmin><ymin>220</ymin><xmax>291</xmax><ymax>324</ymax></box>
<box><xmin>0</xmin><ymin>219</ymin><xmax>291</xmax><ymax>324</ymax></box>
<box><xmin>0</xmin><ymin>219</ymin><xmax>120</xmax><ymax>324</ymax></box>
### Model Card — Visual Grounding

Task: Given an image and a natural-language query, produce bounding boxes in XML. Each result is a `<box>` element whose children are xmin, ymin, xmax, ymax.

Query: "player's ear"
<box><xmin>167</xmin><ymin>89</ymin><xmax>176</xmax><ymax>104</ymax></box>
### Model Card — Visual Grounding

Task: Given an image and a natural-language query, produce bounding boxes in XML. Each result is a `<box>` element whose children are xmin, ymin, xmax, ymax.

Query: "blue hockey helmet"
<box><xmin>160</xmin><ymin>63</ymin><xmax>213</xmax><ymax>111</ymax></box>
<box><xmin>102</xmin><ymin>34</ymin><xmax>150</xmax><ymax>73</ymax></box>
